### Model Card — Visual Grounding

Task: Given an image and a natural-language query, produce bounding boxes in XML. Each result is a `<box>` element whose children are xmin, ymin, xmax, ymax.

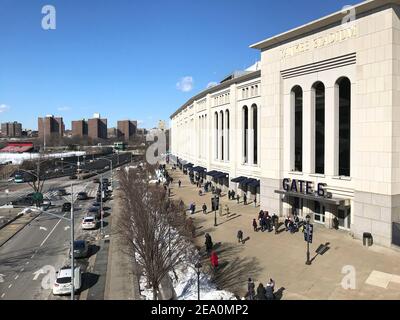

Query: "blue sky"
<box><xmin>0</xmin><ymin>0</ymin><xmax>359</xmax><ymax>130</ymax></box>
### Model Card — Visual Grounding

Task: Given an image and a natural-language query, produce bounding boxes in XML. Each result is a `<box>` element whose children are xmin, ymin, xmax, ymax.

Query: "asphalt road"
<box><xmin>0</xmin><ymin>172</ymin><xmax>113</xmax><ymax>300</ymax></box>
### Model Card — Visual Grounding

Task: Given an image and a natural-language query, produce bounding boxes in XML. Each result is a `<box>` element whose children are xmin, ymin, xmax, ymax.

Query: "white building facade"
<box><xmin>170</xmin><ymin>0</ymin><xmax>400</xmax><ymax>248</ymax></box>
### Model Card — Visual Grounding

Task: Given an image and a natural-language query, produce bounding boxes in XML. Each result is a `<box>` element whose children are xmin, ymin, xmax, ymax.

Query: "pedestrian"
<box><xmin>252</xmin><ymin>218</ymin><xmax>258</xmax><ymax>232</ymax></box>
<box><xmin>228</xmin><ymin>190</ymin><xmax>231</xmax><ymax>200</ymax></box>
<box><xmin>254</xmin><ymin>195</ymin><xmax>257</xmax><ymax>207</ymax></box>
<box><xmin>232</xmin><ymin>190</ymin><xmax>235</xmax><ymax>200</ymax></box>
<box><xmin>266</xmin><ymin>278</ymin><xmax>276</xmax><ymax>300</ymax></box>
<box><xmin>256</xmin><ymin>283</ymin><xmax>267</xmax><ymax>300</ymax></box>
<box><xmin>243</xmin><ymin>193</ymin><xmax>247</xmax><ymax>205</ymax></box>
<box><xmin>246</xmin><ymin>278</ymin><xmax>255</xmax><ymax>300</ymax></box>
<box><xmin>205</xmin><ymin>233</ymin><xmax>213</xmax><ymax>254</ymax></box>
<box><xmin>168</xmin><ymin>188</ymin><xmax>171</xmax><ymax>197</ymax></box>
<box><xmin>237</xmin><ymin>230</ymin><xmax>244</xmax><ymax>244</ymax></box>
<box><xmin>272</xmin><ymin>213</ymin><xmax>279</xmax><ymax>234</ymax></box>
<box><xmin>210</xmin><ymin>251</ymin><xmax>219</xmax><ymax>269</ymax></box>
<box><xmin>224</xmin><ymin>204</ymin><xmax>230</xmax><ymax>217</ymax></box>
<box><xmin>219</xmin><ymin>204</ymin><xmax>223</xmax><ymax>217</ymax></box>
<box><xmin>178</xmin><ymin>180</ymin><xmax>181</xmax><ymax>188</ymax></box>
<box><xmin>236</xmin><ymin>194</ymin><xmax>240</xmax><ymax>204</ymax></box>
<box><xmin>191</xmin><ymin>203</ymin><xmax>196</xmax><ymax>215</ymax></box>
<box><xmin>202</xmin><ymin>203</ymin><xmax>207</xmax><ymax>214</ymax></box>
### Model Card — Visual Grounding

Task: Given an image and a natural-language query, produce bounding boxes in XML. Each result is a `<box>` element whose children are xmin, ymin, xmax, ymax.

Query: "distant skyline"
<box><xmin>0</xmin><ymin>0</ymin><xmax>360</xmax><ymax>130</ymax></box>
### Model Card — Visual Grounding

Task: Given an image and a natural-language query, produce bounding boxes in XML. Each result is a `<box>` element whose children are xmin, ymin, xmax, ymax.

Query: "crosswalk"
<box><xmin>2</xmin><ymin>182</ymin><xmax>98</xmax><ymax>206</ymax></box>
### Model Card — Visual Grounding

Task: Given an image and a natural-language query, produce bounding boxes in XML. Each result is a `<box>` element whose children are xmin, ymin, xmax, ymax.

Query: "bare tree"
<box><xmin>19</xmin><ymin>155</ymin><xmax>53</xmax><ymax>205</ymax></box>
<box><xmin>117</xmin><ymin>166</ymin><xmax>193</xmax><ymax>300</ymax></box>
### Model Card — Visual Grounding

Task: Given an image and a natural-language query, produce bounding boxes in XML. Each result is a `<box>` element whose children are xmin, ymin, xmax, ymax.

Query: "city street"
<box><xmin>0</xmin><ymin>171</ymin><xmax>113</xmax><ymax>300</ymax></box>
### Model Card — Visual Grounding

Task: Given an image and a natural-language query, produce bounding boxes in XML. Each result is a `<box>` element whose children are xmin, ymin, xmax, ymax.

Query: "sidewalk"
<box><xmin>168</xmin><ymin>166</ymin><xmax>400</xmax><ymax>300</ymax></box>
<box><xmin>104</xmin><ymin>190</ymin><xmax>141</xmax><ymax>300</ymax></box>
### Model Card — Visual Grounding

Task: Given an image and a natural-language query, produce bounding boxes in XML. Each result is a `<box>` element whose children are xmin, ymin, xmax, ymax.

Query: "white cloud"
<box><xmin>176</xmin><ymin>76</ymin><xmax>194</xmax><ymax>92</ymax></box>
<box><xmin>58</xmin><ymin>106</ymin><xmax>71</xmax><ymax>111</ymax></box>
<box><xmin>137</xmin><ymin>120</ymin><xmax>144</xmax><ymax>125</ymax></box>
<box><xmin>207</xmin><ymin>82</ymin><xmax>218</xmax><ymax>89</ymax></box>
<box><xmin>0</xmin><ymin>104</ymin><xmax>10</xmax><ymax>113</ymax></box>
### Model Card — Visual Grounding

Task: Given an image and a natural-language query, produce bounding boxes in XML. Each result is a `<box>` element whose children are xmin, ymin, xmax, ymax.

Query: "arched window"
<box><xmin>225</xmin><ymin>109</ymin><xmax>230</xmax><ymax>161</ymax></box>
<box><xmin>292</xmin><ymin>86</ymin><xmax>303</xmax><ymax>172</ymax></box>
<box><xmin>313</xmin><ymin>82</ymin><xmax>325</xmax><ymax>174</ymax></box>
<box><xmin>215</xmin><ymin>112</ymin><xmax>218</xmax><ymax>160</ymax></box>
<box><xmin>337</xmin><ymin>77</ymin><xmax>351</xmax><ymax>176</ymax></box>
<box><xmin>243</xmin><ymin>106</ymin><xmax>248</xmax><ymax>163</ymax></box>
<box><xmin>220</xmin><ymin>110</ymin><xmax>224</xmax><ymax>161</ymax></box>
<box><xmin>252</xmin><ymin>104</ymin><xmax>258</xmax><ymax>165</ymax></box>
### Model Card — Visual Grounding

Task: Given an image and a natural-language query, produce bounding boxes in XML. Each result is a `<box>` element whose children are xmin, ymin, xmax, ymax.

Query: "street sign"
<box><xmin>33</xmin><ymin>192</ymin><xmax>43</xmax><ymax>202</ymax></box>
<box><xmin>304</xmin><ymin>224</ymin><xmax>314</xmax><ymax>243</ymax></box>
<box><xmin>211</xmin><ymin>196</ymin><xmax>219</xmax><ymax>211</ymax></box>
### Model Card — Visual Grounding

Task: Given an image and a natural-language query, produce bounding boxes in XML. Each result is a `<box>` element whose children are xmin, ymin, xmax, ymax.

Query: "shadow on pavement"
<box><xmin>200</xmin><ymin>242</ymin><xmax>262</xmax><ymax>296</ymax></box>
<box><xmin>80</xmin><ymin>272</ymin><xmax>100</xmax><ymax>292</ymax></box>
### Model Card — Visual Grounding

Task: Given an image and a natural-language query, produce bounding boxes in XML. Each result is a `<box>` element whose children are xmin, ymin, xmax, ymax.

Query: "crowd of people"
<box><xmin>166</xmin><ymin>159</ymin><xmax>283</xmax><ymax>300</ymax></box>
<box><xmin>245</xmin><ymin>278</ymin><xmax>276</xmax><ymax>300</ymax></box>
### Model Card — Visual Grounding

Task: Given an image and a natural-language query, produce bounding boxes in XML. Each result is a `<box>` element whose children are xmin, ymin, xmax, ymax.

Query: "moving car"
<box><xmin>62</xmin><ymin>202</ymin><xmax>72</xmax><ymax>212</ymax></box>
<box><xmin>77</xmin><ymin>192</ymin><xmax>88</xmax><ymax>200</ymax></box>
<box><xmin>12</xmin><ymin>193</ymin><xmax>35</xmax><ymax>207</ymax></box>
<box><xmin>69</xmin><ymin>240</ymin><xmax>89</xmax><ymax>258</ymax></box>
<box><xmin>81</xmin><ymin>216</ymin><xmax>97</xmax><ymax>230</ymax></box>
<box><xmin>41</xmin><ymin>199</ymin><xmax>51</xmax><ymax>211</ymax></box>
<box><xmin>56</xmin><ymin>188</ymin><xmax>67</xmax><ymax>196</ymax></box>
<box><xmin>52</xmin><ymin>266</ymin><xmax>81</xmax><ymax>295</ymax></box>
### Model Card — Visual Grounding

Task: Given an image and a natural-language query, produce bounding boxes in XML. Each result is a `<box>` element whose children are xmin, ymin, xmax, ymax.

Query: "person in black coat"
<box><xmin>205</xmin><ymin>233</ymin><xmax>213</xmax><ymax>255</ymax></box>
<box><xmin>256</xmin><ymin>283</ymin><xmax>267</xmax><ymax>300</ymax></box>
<box><xmin>246</xmin><ymin>278</ymin><xmax>255</xmax><ymax>300</ymax></box>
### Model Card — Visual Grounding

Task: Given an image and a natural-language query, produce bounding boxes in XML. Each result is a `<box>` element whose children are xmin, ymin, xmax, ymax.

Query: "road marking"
<box><xmin>1</xmin><ymin>293</ymin><xmax>4</xmax><ymax>298</ymax></box>
<box><xmin>20</xmin><ymin>268</ymin><xmax>24</xmax><ymax>273</ymax></box>
<box><xmin>39</xmin><ymin>226</ymin><xmax>47</xmax><ymax>231</ymax></box>
<box><xmin>40</xmin><ymin>214</ymin><xmax>66</xmax><ymax>247</ymax></box>
<box><xmin>8</xmin><ymin>284</ymin><xmax>12</xmax><ymax>288</ymax></box>
<box><xmin>26</xmin><ymin>261</ymin><xmax>29</xmax><ymax>265</ymax></box>
<box><xmin>14</xmin><ymin>275</ymin><xmax>18</xmax><ymax>280</ymax></box>
<box><xmin>31</xmin><ymin>254</ymin><xmax>35</xmax><ymax>259</ymax></box>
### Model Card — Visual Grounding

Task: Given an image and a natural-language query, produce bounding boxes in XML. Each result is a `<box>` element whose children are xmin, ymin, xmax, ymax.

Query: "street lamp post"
<box><xmin>195</xmin><ymin>262</ymin><xmax>202</xmax><ymax>300</ymax></box>
<box><xmin>61</xmin><ymin>157</ymin><xmax>64</xmax><ymax>174</ymax></box>
<box><xmin>305</xmin><ymin>214</ymin><xmax>312</xmax><ymax>265</ymax></box>
<box><xmin>213</xmin><ymin>195</ymin><xmax>218</xmax><ymax>227</ymax></box>
<box><xmin>100</xmin><ymin>173</ymin><xmax>104</xmax><ymax>236</ymax></box>
<box><xmin>70</xmin><ymin>183</ymin><xmax>75</xmax><ymax>300</ymax></box>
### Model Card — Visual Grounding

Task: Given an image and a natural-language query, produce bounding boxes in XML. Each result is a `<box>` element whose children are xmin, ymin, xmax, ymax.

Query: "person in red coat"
<box><xmin>210</xmin><ymin>251</ymin><xmax>219</xmax><ymax>269</ymax></box>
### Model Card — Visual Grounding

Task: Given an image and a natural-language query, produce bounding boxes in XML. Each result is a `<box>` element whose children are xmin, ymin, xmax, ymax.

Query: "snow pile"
<box><xmin>0</xmin><ymin>151</ymin><xmax>86</xmax><ymax>165</ymax></box>
<box><xmin>171</xmin><ymin>263</ymin><xmax>236</xmax><ymax>300</ymax></box>
<box><xmin>138</xmin><ymin>239</ymin><xmax>236</xmax><ymax>301</ymax></box>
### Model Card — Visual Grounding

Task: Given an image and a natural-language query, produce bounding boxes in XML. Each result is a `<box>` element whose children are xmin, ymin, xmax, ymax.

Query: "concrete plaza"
<box><xmin>168</xmin><ymin>166</ymin><xmax>400</xmax><ymax>300</ymax></box>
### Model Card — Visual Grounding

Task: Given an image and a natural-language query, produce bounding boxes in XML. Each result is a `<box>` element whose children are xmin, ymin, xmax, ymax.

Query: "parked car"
<box><xmin>92</xmin><ymin>202</ymin><xmax>100</xmax><ymax>208</ymax></box>
<box><xmin>77</xmin><ymin>192</ymin><xmax>88</xmax><ymax>200</ymax></box>
<box><xmin>62</xmin><ymin>202</ymin><xmax>72</xmax><ymax>212</ymax></box>
<box><xmin>69</xmin><ymin>175</ymin><xmax>78</xmax><ymax>180</ymax></box>
<box><xmin>93</xmin><ymin>178</ymin><xmax>100</xmax><ymax>184</ymax></box>
<box><xmin>88</xmin><ymin>207</ymin><xmax>101</xmax><ymax>220</ymax></box>
<box><xmin>69</xmin><ymin>240</ymin><xmax>89</xmax><ymax>258</ymax></box>
<box><xmin>52</xmin><ymin>266</ymin><xmax>81</xmax><ymax>295</ymax></box>
<box><xmin>81</xmin><ymin>216</ymin><xmax>97</xmax><ymax>230</ymax></box>
<box><xmin>56</xmin><ymin>189</ymin><xmax>67</xmax><ymax>196</ymax></box>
